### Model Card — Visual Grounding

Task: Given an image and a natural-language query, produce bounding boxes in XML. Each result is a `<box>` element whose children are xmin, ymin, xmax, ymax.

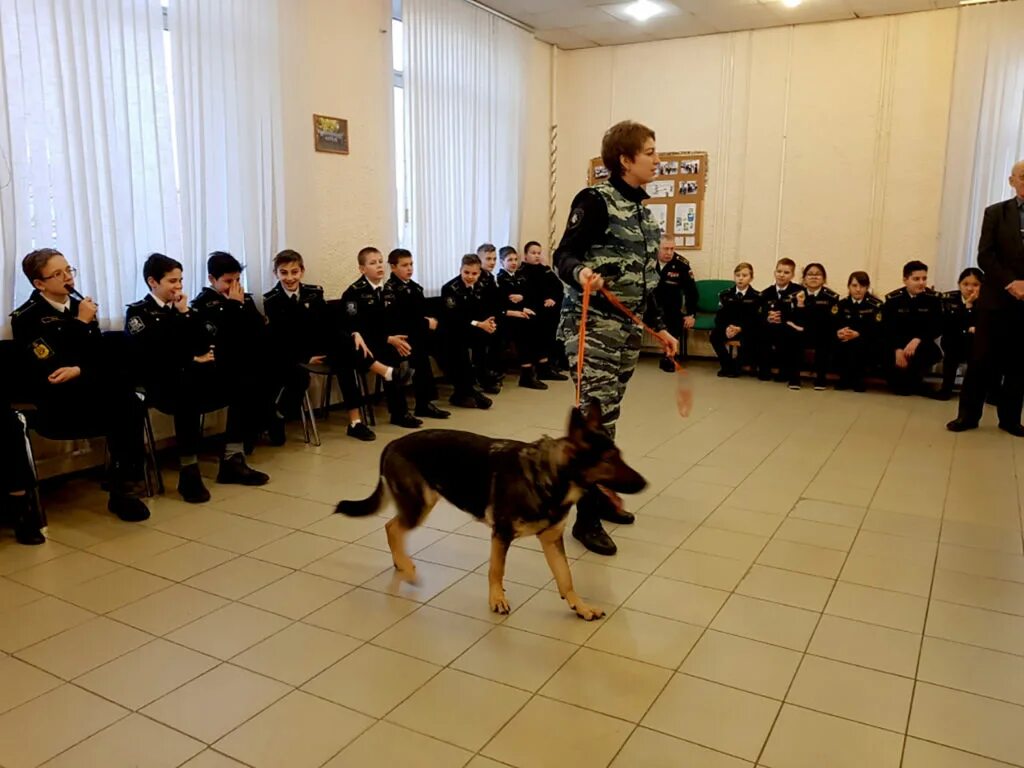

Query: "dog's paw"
<box><xmin>394</xmin><ymin>564</ymin><xmax>418</xmax><ymax>584</ymax></box>
<box><xmin>572</xmin><ymin>602</ymin><xmax>605</xmax><ymax>621</ymax></box>
<box><xmin>488</xmin><ymin>588</ymin><xmax>511</xmax><ymax>614</ymax></box>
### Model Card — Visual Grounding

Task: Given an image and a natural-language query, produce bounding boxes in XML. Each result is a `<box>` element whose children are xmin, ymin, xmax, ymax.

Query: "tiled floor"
<box><xmin>2</xmin><ymin>358</ymin><xmax>1024</xmax><ymax>767</ymax></box>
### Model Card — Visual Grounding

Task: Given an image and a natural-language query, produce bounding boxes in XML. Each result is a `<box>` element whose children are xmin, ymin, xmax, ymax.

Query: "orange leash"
<box><xmin>574</xmin><ymin>277</ymin><xmax>692</xmax><ymax>417</ymax></box>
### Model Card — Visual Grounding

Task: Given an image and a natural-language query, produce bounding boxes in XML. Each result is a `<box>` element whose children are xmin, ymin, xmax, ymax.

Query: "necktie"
<box><xmin>291</xmin><ymin>293</ymin><xmax>299</xmax><ymax>303</ymax></box>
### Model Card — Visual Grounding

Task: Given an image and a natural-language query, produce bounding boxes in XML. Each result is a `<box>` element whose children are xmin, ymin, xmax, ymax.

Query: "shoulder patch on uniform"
<box><xmin>885</xmin><ymin>288</ymin><xmax>902</xmax><ymax>299</ymax></box>
<box><xmin>31</xmin><ymin>339</ymin><xmax>54</xmax><ymax>360</ymax></box>
<box><xmin>445</xmin><ymin>295</ymin><xmax>456</xmax><ymax>309</ymax></box>
<box><xmin>127</xmin><ymin>315</ymin><xmax>146</xmax><ymax>335</ymax></box>
<box><xmin>567</xmin><ymin>207</ymin><xmax>585</xmax><ymax>231</ymax></box>
<box><xmin>346</xmin><ymin>300</ymin><xmax>358</xmax><ymax>316</ymax></box>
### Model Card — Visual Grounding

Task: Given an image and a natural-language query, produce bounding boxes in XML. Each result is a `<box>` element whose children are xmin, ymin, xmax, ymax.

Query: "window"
<box><xmin>392</xmin><ymin>0</ymin><xmax>409</xmax><ymax>246</ymax></box>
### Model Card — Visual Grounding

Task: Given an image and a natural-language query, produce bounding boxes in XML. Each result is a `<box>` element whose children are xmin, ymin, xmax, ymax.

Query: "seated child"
<box><xmin>519</xmin><ymin>240</ymin><xmax>568</xmax><ymax>374</ymax></box>
<box><xmin>792</xmin><ymin>262</ymin><xmax>840</xmax><ymax>390</ymax></box>
<box><xmin>881</xmin><ymin>260</ymin><xmax>943</xmax><ymax>397</ymax></box>
<box><xmin>441</xmin><ymin>254</ymin><xmax>496</xmax><ymax>409</ymax></box>
<box><xmin>938</xmin><ymin>267</ymin><xmax>983</xmax><ymax>400</ymax></box>
<box><xmin>13</xmin><ymin>248</ymin><xmax>149</xmax><ymax>522</ymax></box>
<box><xmin>710</xmin><ymin>262</ymin><xmax>762</xmax><ymax>378</ymax></box>
<box><xmin>834</xmin><ymin>271</ymin><xmax>883</xmax><ymax>392</ymax></box>
<box><xmin>341</xmin><ymin>247</ymin><xmax>420</xmax><ymax>429</ymax></box>
<box><xmin>383</xmin><ymin>248</ymin><xmax>450</xmax><ymax>419</ymax></box>
<box><xmin>129</xmin><ymin>252</ymin><xmax>270</xmax><ymax>501</ymax></box>
<box><xmin>496</xmin><ymin>246</ymin><xmax>546</xmax><ymax>390</ymax></box>
<box><xmin>758</xmin><ymin>257</ymin><xmax>804</xmax><ymax>385</ymax></box>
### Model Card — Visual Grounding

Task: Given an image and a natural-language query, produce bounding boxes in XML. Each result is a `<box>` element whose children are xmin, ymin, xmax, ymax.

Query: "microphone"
<box><xmin>66</xmin><ymin>287</ymin><xmax>96</xmax><ymax>308</ymax></box>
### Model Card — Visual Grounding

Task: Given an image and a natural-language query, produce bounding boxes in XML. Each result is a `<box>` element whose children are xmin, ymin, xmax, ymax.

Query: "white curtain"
<box><xmin>169</xmin><ymin>0</ymin><xmax>285</xmax><ymax>300</ymax></box>
<box><xmin>404</xmin><ymin>0</ymin><xmax>531</xmax><ymax>293</ymax></box>
<box><xmin>0</xmin><ymin>0</ymin><xmax>179</xmax><ymax>331</ymax></box>
<box><xmin>936</xmin><ymin>0</ymin><xmax>1024</xmax><ymax>288</ymax></box>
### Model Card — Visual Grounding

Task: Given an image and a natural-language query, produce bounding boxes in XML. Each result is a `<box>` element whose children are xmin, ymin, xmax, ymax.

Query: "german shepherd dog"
<box><xmin>335</xmin><ymin>404</ymin><xmax>646</xmax><ymax>620</ymax></box>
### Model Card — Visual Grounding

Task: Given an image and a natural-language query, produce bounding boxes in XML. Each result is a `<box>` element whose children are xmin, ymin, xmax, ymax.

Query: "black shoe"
<box><xmin>758</xmin><ymin>373</ymin><xmax>772</xmax><ymax>382</ymax></box>
<box><xmin>9</xmin><ymin>496</ymin><xmax>45</xmax><ymax>545</ymax></box>
<box><xmin>415</xmin><ymin>403</ymin><xmax>450</xmax><ymax>419</ymax></box>
<box><xmin>946</xmin><ymin>418</ymin><xmax>979</xmax><ymax>433</ymax></box>
<box><xmin>813</xmin><ymin>378</ymin><xmax>827</xmax><ymax>391</ymax></box>
<box><xmin>267</xmin><ymin>417</ymin><xmax>286</xmax><ymax>447</ymax></box>
<box><xmin>481</xmin><ymin>382</ymin><xmax>502</xmax><ymax>395</ymax></box>
<box><xmin>518</xmin><ymin>368</ymin><xmax>548</xmax><ymax>390</ymax></box>
<box><xmin>390</xmin><ymin>412</ymin><xmax>423</xmax><ymax>428</ymax></box>
<box><xmin>835</xmin><ymin>380</ymin><xmax>850</xmax><ymax>391</ymax></box>
<box><xmin>659</xmin><ymin>358</ymin><xmax>676</xmax><ymax>373</ymax></box>
<box><xmin>572</xmin><ymin>522</ymin><xmax>617</xmax><ymax>556</ymax></box>
<box><xmin>108</xmin><ymin>493</ymin><xmax>150</xmax><ymax>522</ymax></box>
<box><xmin>998</xmin><ymin>422</ymin><xmax>1024</xmax><ymax>437</ymax></box>
<box><xmin>217</xmin><ymin>454</ymin><xmax>270</xmax><ymax>486</ymax></box>
<box><xmin>177</xmin><ymin>463</ymin><xmax>211</xmax><ymax>504</ymax></box>
<box><xmin>347</xmin><ymin>422</ymin><xmax>376</xmax><ymax>441</ymax></box>
<box><xmin>583</xmin><ymin>488</ymin><xmax>635</xmax><ymax>525</ymax></box>
<box><xmin>537</xmin><ymin>363</ymin><xmax>569</xmax><ymax>381</ymax></box>
<box><xmin>450</xmin><ymin>393</ymin><xmax>480</xmax><ymax>409</ymax></box>
<box><xmin>788</xmin><ymin>381</ymin><xmax>801</xmax><ymax>391</ymax></box>
<box><xmin>474</xmin><ymin>392</ymin><xmax>493</xmax><ymax>409</ymax></box>
<box><xmin>932</xmin><ymin>390</ymin><xmax>953</xmax><ymax>402</ymax></box>
<box><xmin>852</xmin><ymin>381</ymin><xmax>867</xmax><ymax>393</ymax></box>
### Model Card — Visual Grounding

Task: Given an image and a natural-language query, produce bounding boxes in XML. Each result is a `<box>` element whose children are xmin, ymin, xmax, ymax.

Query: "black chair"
<box><xmin>0</xmin><ymin>339</ymin><xmax>47</xmax><ymax>528</ymax></box>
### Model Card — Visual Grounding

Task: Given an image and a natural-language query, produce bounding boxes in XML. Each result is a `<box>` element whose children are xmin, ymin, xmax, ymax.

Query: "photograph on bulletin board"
<box><xmin>588</xmin><ymin>151</ymin><xmax>708</xmax><ymax>250</ymax></box>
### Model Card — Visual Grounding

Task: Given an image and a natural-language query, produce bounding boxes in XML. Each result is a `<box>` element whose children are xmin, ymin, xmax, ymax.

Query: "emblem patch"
<box><xmin>127</xmin><ymin>315</ymin><xmax>146</xmax><ymax>334</ymax></box>
<box><xmin>31</xmin><ymin>339</ymin><xmax>54</xmax><ymax>360</ymax></box>
<box><xmin>567</xmin><ymin>207</ymin><xmax>584</xmax><ymax>230</ymax></box>
<box><xmin>831</xmin><ymin>305</ymin><xmax>839</xmax><ymax>315</ymax></box>
<box><xmin>445</xmin><ymin>296</ymin><xmax>456</xmax><ymax>309</ymax></box>
<box><xmin>346</xmin><ymin>301</ymin><xmax>358</xmax><ymax>316</ymax></box>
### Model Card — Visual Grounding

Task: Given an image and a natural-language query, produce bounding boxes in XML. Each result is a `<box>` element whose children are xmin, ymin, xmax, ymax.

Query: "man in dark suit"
<box><xmin>948</xmin><ymin>160</ymin><xmax>1024</xmax><ymax>435</ymax></box>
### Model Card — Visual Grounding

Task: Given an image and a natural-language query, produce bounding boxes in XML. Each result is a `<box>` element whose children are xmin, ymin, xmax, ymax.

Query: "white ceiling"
<box><xmin>476</xmin><ymin>0</ymin><xmax>968</xmax><ymax>48</ymax></box>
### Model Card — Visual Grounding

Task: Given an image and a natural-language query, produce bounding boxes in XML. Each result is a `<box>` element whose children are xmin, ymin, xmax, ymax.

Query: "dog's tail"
<box><xmin>335</xmin><ymin>478</ymin><xmax>386</xmax><ymax>517</ymax></box>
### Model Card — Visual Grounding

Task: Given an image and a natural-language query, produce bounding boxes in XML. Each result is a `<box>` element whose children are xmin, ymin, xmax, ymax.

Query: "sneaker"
<box><xmin>347</xmin><ymin>422</ymin><xmax>376</xmax><ymax>441</ymax></box>
<box><xmin>390</xmin><ymin>412</ymin><xmax>423</xmax><ymax>428</ymax></box>
<box><xmin>216</xmin><ymin>454</ymin><xmax>270</xmax><ymax>486</ymax></box>
<box><xmin>177</xmin><ymin>463</ymin><xmax>211</xmax><ymax>504</ymax></box>
<box><xmin>414</xmin><ymin>403</ymin><xmax>450</xmax><ymax>419</ymax></box>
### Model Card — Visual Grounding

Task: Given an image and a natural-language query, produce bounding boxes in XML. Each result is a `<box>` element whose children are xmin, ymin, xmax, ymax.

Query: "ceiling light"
<box><xmin>623</xmin><ymin>0</ymin><xmax>663</xmax><ymax>22</ymax></box>
<box><xmin>782</xmin><ymin>0</ymin><xmax>802</xmax><ymax>7</ymax></box>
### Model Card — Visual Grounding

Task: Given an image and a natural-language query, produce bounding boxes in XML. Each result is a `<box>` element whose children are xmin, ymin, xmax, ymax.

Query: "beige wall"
<box><xmin>277</xmin><ymin>0</ymin><xmax>396</xmax><ymax>295</ymax></box>
<box><xmin>551</xmin><ymin>9</ymin><xmax>958</xmax><ymax>294</ymax></box>
<box><xmin>519</xmin><ymin>39</ymin><xmax>555</xmax><ymax>256</ymax></box>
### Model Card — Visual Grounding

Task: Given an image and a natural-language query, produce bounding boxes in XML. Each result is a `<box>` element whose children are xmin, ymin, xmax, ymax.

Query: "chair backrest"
<box><xmin>696</xmin><ymin>280</ymin><xmax>734</xmax><ymax>314</ymax></box>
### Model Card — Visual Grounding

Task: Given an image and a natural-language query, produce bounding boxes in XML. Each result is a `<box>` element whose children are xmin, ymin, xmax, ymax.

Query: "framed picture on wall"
<box><xmin>313</xmin><ymin>114</ymin><xmax>349</xmax><ymax>154</ymax></box>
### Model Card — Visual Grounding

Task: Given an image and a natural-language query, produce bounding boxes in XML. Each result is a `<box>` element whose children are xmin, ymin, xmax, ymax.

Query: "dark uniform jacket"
<box><xmin>940</xmin><ymin>290</ymin><xmax>975</xmax><ymax>354</ymax></box>
<box><xmin>383</xmin><ymin>275</ymin><xmax>431</xmax><ymax>340</ymax></box>
<box><xmin>655</xmin><ymin>254</ymin><xmax>699</xmax><ymax>319</ymax></box>
<box><xmin>977</xmin><ymin>197</ymin><xmax>1024</xmax><ymax>311</ymax></box>
<box><xmin>799</xmin><ymin>286</ymin><xmax>840</xmax><ymax>337</ymax></box>
<box><xmin>519</xmin><ymin>261</ymin><xmax>563</xmax><ymax>310</ymax></box>
<box><xmin>477</xmin><ymin>269</ymin><xmax>501</xmax><ymax>319</ymax></box>
<box><xmin>881</xmin><ymin>287</ymin><xmax>942</xmax><ymax>350</ymax></box>
<box><xmin>262</xmin><ymin>282</ymin><xmax>330</xmax><ymax>364</ymax></box>
<box><xmin>834</xmin><ymin>294</ymin><xmax>883</xmax><ymax>342</ymax></box>
<box><xmin>341</xmin><ymin>276</ymin><xmax>391</xmax><ymax>350</ymax></box>
<box><xmin>760</xmin><ymin>282</ymin><xmax>805</xmax><ymax>328</ymax></box>
<box><xmin>10</xmin><ymin>291</ymin><xmax>103</xmax><ymax>389</ymax></box>
<box><xmin>715</xmin><ymin>286</ymin><xmax>762</xmax><ymax>330</ymax></box>
<box><xmin>190</xmin><ymin>286</ymin><xmax>266</xmax><ymax>371</ymax></box>
<box><xmin>125</xmin><ymin>294</ymin><xmax>209</xmax><ymax>384</ymax></box>
<box><xmin>495</xmin><ymin>269</ymin><xmax>530</xmax><ymax>317</ymax></box>
<box><xmin>440</xmin><ymin>276</ymin><xmax>490</xmax><ymax>335</ymax></box>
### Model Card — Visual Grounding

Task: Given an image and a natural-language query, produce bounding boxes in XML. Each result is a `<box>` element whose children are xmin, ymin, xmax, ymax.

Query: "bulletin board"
<box><xmin>588</xmin><ymin>152</ymin><xmax>708</xmax><ymax>251</ymax></box>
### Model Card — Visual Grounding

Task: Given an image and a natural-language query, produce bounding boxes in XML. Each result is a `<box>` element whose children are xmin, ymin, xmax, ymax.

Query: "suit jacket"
<box><xmin>977</xmin><ymin>197</ymin><xmax>1024</xmax><ymax>311</ymax></box>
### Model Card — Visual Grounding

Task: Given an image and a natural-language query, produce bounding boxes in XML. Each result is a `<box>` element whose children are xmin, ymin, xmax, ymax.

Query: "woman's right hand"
<box><xmin>578</xmin><ymin>267</ymin><xmax>604</xmax><ymax>291</ymax></box>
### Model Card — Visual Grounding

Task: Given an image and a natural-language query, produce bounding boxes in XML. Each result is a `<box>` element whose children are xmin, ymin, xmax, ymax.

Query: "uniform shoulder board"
<box><xmin>823</xmin><ymin>286</ymin><xmax>839</xmax><ymax>298</ymax></box>
<box><xmin>305</xmin><ymin>284</ymin><xmax>324</xmax><ymax>294</ymax></box>
<box><xmin>885</xmin><ymin>288</ymin><xmax>903</xmax><ymax>300</ymax></box>
<box><xmin>10</xmin><ymin>296</ymin><xmax>40</xmax><ymax>319</ymax></box>
<box><xmin>261</xmin><ymin>288</ymin><xmax>277</xmax><ymax>301</ymax></box>
<box><xmin>866</xmin><ymin>294</ymin><xmax>883</xmax><ymax>307</ymax></box>
<box><xmin>718</xmin><ymin>288</ymin><xmax>731</xmax><ymax>300</ymax></box>
<box><xmin>942</xmin><ymin>289</ymin><xmax>960</xmax><ymax>300</ymax></box>
<box><xmin>126</xmin><ymin>298</ymin><xmax>146</xmax><ymax>309</ymax></box>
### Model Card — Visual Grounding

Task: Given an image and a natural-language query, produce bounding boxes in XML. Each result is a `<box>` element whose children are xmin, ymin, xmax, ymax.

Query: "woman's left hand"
<box><xmin>655</xmin><ymin>329</ymin><xmax>679</xmax><ymax>358</ymax></box>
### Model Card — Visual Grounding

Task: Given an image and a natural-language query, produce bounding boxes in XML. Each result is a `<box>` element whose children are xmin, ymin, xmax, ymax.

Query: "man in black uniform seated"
<box><xmin>11</xmin><ymin>248</ymin><xmax>149</xmax><ymax>522</ymax></box>
<box><xmin>882</xmin><ymin>260</ymin><xmax>943</xmax><ymax>397</ymax></box>
<box><xmin>441</xmin><ymin>254</ymin><xmax>496</xmax><ymax>409</ymax></box>
<box><xmin>711</xmin><ymin>262</ymin><xmax>762</xmax><ymax>377</ymax></box>
<box><xmin>262</xmin><ymin>249</ymin><xmax>332</xmax><ymax>444</ymax></box>
<box><xmin>519</xmin><ymin>240</ymin><xmax>569</xmax><ymax>374</ymax></box>
<box><xmin>475</xmin><ymin>243</ymin><xmax>504</xmax><ymax>393</ymax></box>
<box><xmin>383</xmin><ymin>248</ymin><xmax>449</xmax><ymax>420</ymax></box>
<box><xmin>341</xmin><ymin>247</ymin><xmax>421</xmax><ymax>429</ymax></box>
<box><xmin>758</xmin><ymin>258</ymin><xmax>805</xmax><ymax>386</ymax></box>
<box><xmin>125</xmin><ymin>253</ymin><xmax>269</xmax><ymax>502</ymax></box>
<box><xmin>496</xmin><ymin>246</ymin><xmax>547</xmax><ymax>390</ymax></box>
<box><xmin>833</xmin><ymin>271</ymin><xmax>883</xmax><ymax>392</ymax></box>
<box><xmin>654</xmin><ymin>233</ymin><xmax>699</xmax><ymax>371</ymax></box>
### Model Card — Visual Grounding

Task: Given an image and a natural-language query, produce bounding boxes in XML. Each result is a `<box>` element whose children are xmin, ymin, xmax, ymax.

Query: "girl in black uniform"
<box><xmin>797</xmin><ymin>263</ymin><xmax>840</xmax><ymax>390</ymax></box>
<box><xmin>834</xmin><ymin>271</ymin><xmax>883</xmax><ymax>392</ymax></box>
<box><xmin>938</xmin><ymin>267</ymin><xmax>983</xmax><ymax>400</ymax></box>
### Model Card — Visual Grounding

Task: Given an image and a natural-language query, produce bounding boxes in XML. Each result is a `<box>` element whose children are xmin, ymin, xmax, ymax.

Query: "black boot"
<box><xmin>518</xmin><ymin>367</ymin><xmax>548</xmax><ymax>390</ymax></box>
<box><xmin>108</xmin><ymin>492</ymin><xmax>150</xmax><ymax>522</ymax></box>
<box><xmin>9</xmin><ymin>495</ymin><xmax>45</xmax><ymax>545</ymax></box>
<box><xmin>592</xmin><ymin>488</ymin><xmax>635</xmax><ymax>525</ymax></box>
<box><xmin>217</xmin><ymin>454</ymin><xmax>270</xmax><ymax>486</ymax></box>
<box><xmin>177</xmin><ymin>463</ymin><xmax>211</xmax><ymax>504</ymax></box>
<box><xmin>572</xmin><ymin>519</ymin><xmax>617</xmax><ymax>556</ymax></box>
<box><xmin>536</xmin><ymin>363</ymin><xmax>568</xmax><ymax>381</ymax></box>
<box><xmin>415</xmin><ymin>402</ymin><xmax>450</xmax><ymax>419</ymax></box>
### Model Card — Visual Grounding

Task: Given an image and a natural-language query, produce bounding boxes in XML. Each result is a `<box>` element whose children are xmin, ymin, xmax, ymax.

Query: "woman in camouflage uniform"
<box><xmin>553</xmin><ymin>121</ymin><xmax>678</xmax><ymax>556</ymax></box>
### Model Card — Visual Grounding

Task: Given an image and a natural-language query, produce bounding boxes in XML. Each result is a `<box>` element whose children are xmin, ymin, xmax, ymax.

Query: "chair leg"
<box><xmin>18</xmin><ymin>412</ymin><xmax>47</xmax><ymax>529</ymax></box>
<box><xmin>321</xmin><ymin>374</ymin><xmax>332</xmax><ymax>421</ymax></box>
<box><xmin>304</xmin><ymin>391</ymin><xmax>321</xmax><ymax>447</ymax></box>
<box><xmin>299</xmin><ymin>397</ymin><xmax>311</xmax><ymax>445</ymax></box>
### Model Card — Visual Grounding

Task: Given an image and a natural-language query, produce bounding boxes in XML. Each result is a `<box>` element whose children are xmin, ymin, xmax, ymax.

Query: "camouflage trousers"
<box><xmin>561</xmin><ymin>307</ymin><xmax>641</xmax><ymax>440</ymax></box>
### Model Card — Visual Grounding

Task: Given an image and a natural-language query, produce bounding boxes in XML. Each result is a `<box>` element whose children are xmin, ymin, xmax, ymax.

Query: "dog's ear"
<box><xmin>568</xmin><ymin>406</ymin><xmax>587</xmax><ymax>441</ymax></box>
<box><xmin>584</xmin><ymin>402</ymin><xmax>602</xmax><ymax>429</ymax></box>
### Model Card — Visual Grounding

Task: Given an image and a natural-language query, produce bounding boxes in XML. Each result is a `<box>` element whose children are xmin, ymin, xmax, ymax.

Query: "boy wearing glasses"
<box><xmin>9</xmin><ymin>248</ymin><xmax>150</xmax><ymax>522</ymax></box>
